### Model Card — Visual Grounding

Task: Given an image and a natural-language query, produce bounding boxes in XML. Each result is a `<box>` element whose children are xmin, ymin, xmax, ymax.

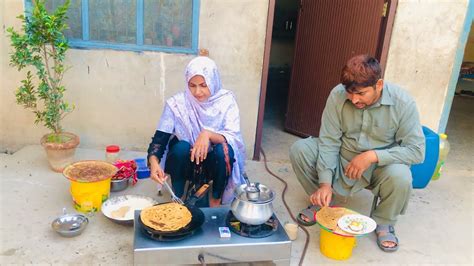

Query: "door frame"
<box><xmin>253</xmin><ymin>0</ymin><xmax>276</xmax><ymax>160</ymax></box>
<box><xmin>437</xmin><ymin>0</ymin><xmax>473</xmax><ymax>133</ymax></box>
<box><xmin>253</xmin><ymin>0</ymin><xmax>398</xmax><ymax>160</ymax></box>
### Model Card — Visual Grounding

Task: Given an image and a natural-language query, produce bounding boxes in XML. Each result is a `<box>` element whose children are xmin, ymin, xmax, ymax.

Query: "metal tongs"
<box><xmin>162</xmin><ymin>174</ymin><xmax>184</xmax><ymax>205</ymax></box>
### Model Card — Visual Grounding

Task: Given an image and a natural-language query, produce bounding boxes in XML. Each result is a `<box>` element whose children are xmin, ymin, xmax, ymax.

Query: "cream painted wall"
<box><xmin>1</xmin><ymin>0</ymin><xmax>268</xmax><ymax>157</ymax></box>
<box><xmin>2</xmin><ymin>0</ymin><xmax>471</xmax><ymax>155</ymax></box>
<box><xmin>384</xmin><ymin>0</ymin><xmax>470</xmax><ymax>131</ymax></box>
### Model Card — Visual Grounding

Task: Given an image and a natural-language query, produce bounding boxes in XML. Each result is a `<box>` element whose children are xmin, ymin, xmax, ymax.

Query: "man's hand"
<box><xmin>345</xmin><ymin>150</ymin><xmax>378</xmax><ymax>180</ymax></box>
<box><xmin>149</xmin><ymin>156</ymin><xmax>166</xmax><ymax>184</ymax></box>
<box><xmin>310</xmin><ymin>183</ymin><xmax>333</xmax><ymax>207</ymax></box>
<box><xmin>191</xmin><ymin>130</ymin><xmax>211</xmax><ymax>165</ymax></box>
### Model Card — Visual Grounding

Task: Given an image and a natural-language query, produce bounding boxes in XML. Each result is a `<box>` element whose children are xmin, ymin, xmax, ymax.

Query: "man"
<box><xmin>289</xmin><ymin>54</ymin><xmax>425</xmax><ymax>252</ymax></box>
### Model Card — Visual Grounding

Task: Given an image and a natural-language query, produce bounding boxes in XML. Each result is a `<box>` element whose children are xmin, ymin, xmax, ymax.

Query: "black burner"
<box><xmin>141</xmin><ymin>227</ymin><xmax>194</xmax><ymax>242</ymax></box>
<box><xmin>225</xmin><ymin>211</ymin><xmax>278</xmax><ymax>238</ymax></box>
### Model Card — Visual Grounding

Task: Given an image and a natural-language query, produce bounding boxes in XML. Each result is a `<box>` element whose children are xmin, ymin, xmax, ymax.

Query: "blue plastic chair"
<box><xmin>370</xmin><ymin>126</ymin><xmax>439</xmax><ymax>216</ymax></box>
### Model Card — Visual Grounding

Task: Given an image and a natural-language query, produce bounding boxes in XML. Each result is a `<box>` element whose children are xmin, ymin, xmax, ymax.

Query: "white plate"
<box><xmin>337</xmin><ymin>214</ymin><xmax>377</xmax><ymax>235</ymax></box>
<box><xmin>101</xmin><ymin>195</ymin><xmax>157</xmax><ymax>224</ymax></box>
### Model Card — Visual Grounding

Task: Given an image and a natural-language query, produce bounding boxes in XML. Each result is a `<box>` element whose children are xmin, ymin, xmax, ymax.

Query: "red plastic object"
<box><xmin>106</xmin><ymin>145</ymin><xmax>120</xmax><ymax>153</ymax></box>
<box><xmin>113</xmin><ymin>160</ymin><xmax>138</xmax><ymax>185</ymax></box>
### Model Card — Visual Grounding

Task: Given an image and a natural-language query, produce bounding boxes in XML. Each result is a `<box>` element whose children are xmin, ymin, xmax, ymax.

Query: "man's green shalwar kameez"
<box><xmin>290</xmin><ymin>82</ymin><xmax>425</xmax><ymax>225</ymax></box>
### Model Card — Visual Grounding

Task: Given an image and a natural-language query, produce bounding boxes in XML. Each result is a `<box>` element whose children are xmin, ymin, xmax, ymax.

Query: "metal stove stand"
<box><xmin>133</xmin><ymin>207</ymin><xmax>291</xmax><ymax>265</ymax></box>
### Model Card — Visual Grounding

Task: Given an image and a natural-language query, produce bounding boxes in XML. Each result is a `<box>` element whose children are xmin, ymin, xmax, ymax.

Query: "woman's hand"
<box><xmin>149</xmin><ymin>156</ymin><xmax>166</xmax><ymax>184</ymax></box>
<box><xmin>191</xmin><ymin>130</ymin><xmax>211</xmax><ymax>165</ymax></box>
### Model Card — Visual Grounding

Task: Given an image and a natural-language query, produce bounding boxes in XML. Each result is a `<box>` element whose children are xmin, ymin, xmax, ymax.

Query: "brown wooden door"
<box><xmin>285</xmin><ymin>0</ymin><xmax>389</xmax><ymax>137</ymax></box>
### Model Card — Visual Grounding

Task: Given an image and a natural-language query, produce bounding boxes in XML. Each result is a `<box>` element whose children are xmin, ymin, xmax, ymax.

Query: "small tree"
<box><xmin>8</xmin><ymin>0</ymin><xmax>74</xmax><ymax>143</ymax></box>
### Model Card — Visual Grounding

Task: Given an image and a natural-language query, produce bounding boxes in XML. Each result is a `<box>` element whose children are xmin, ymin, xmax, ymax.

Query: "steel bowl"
<box><xmin>110</xmin><ymin>177</ymin><xmax>129</xmax><ymax>192</ymax></box>
<box><xmin>51</xmin><ymin>213</ymin><xmax>88</xmax><ymax>237</ymax></box>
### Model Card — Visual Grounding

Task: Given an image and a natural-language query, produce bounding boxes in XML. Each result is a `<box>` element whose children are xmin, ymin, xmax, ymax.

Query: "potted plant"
<box><xmin>7</xmin><ymin>0</ymin><xmax>79</xmax><ymax>172</ymax></box>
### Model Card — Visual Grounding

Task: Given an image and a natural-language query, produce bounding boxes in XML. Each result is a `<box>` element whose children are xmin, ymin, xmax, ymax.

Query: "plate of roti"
<box><xmin>315</xmin><ymin>206</ymin><xmax>364</xmax><ymax>236</ymax></box>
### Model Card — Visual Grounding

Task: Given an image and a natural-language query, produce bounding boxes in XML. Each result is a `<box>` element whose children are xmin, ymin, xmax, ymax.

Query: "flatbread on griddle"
<box><xmin>140</xmin><ymin>202</ymin><xmax>192</xmax><ymax>232</ymax></box>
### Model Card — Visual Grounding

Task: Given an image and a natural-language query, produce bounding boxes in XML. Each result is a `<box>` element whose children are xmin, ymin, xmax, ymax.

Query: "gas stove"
<box><xmin>133</xmin><ymin>207</ymin><xmax>291</xmax><ymax>265</ymax></box>
<box><xmin>225</xmin><ymin>211</ymin><xmax>278</xmax><ymax>238</ymax></box>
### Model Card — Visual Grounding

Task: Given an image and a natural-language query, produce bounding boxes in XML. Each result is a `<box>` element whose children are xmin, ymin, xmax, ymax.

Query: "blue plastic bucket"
<box><xmin>410</xmin><ymin>126</ymin><xmax>439</xmax><ymax>189</ymax></box>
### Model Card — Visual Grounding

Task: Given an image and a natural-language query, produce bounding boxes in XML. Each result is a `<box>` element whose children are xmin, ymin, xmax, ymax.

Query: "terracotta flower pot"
<box><xmin>40</xmin><ymin>132</ymin><xmax>80</xmax><ymax>172</ymax></box>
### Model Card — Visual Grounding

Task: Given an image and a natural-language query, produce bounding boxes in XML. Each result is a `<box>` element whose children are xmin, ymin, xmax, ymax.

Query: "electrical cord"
<box><xmin>260</xmin><ymin>148</ymin><xmax>310</xmax><ymax>266</ymax></box>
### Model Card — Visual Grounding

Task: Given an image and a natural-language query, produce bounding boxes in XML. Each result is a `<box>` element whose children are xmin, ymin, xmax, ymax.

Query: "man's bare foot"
<box><xmin>375</xmin><ymin>225</ymin><xmax>399</xmax><ymax>252</ymax></box>
<box><xmin>209</xmin><ymin>197</ymin><xmax>221</xmax><ymax>208</ymax></box>
<box><xmin>296</xmin><ymin>205</ymin><xmax>320</xmax><ymax>226</ymax></box>
<box><xmin>376</xmin><ymin>231</ymin><xmax>397</xmax><ymax>248</ymax></box>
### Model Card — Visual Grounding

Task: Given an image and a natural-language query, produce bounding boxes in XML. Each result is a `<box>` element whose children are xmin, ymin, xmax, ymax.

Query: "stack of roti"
<box><xmin>140</xmin><ymin>202</ymin><xmax>192</xmax><ymax>232</ymax></box>
<box><xmin>316</xmin><ymin>206</ymin><xmax>358</xmax><ymax>236</ymax></box>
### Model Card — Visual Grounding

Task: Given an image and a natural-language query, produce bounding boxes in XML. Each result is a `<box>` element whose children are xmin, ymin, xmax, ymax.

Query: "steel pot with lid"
<box><xmin>230</xmin><ymin>173</ymin><xmax>275</xmax><ymax>225</ymax></box>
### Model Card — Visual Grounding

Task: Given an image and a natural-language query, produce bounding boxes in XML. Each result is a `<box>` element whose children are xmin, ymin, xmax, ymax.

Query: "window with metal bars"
<box><xmin>25</xmin><ymin>0</ymin><xmax>200</xmax><ymax>54</ymax></box>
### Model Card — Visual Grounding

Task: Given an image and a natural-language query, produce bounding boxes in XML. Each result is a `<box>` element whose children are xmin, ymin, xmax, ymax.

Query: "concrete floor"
<box><xmin>0</xmin><ymin>96</ymin><xmax>472</xmax><ymax>265</ymax></box>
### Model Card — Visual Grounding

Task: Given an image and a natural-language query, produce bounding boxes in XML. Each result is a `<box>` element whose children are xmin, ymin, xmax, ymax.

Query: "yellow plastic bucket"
<box><xmin>63</xmin><ymin>160</ymin><xmax>117</xmax><ymax>213</ymax></box>
<box><xmin>70</xmin><ymin>177</ymin><xmax>111</xmax><ymax>212</ymax></box>
<box><xmin>319</xmin><ymin>228</ymin><xmax>356</xmax><ymax>260</ymax></box>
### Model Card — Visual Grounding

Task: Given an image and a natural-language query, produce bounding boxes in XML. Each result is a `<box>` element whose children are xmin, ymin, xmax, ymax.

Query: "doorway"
<box><xmin>260</xmin><ymin>0</ymin><xmax>300</xmax><ymax>162</ymax></box>
<box><xmin>454</xmin><ymin>23</ymin><xmax>474</xmax><ymax>99</ymax></box>
<box><xmin>445</xmin><ymin>21</ymin><xmax>474</xmax><ymax>167</ymax></box>
<box><xmin>255</xmin><ymin>0</ymin><xmax>397</xmax><ymax>161</ymax></box>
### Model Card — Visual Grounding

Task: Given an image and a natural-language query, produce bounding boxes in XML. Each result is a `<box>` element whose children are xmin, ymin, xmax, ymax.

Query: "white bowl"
<box><xmin>101</xmin><ymin>195</ymin><xmax>157</xmax><ymax>225</ymax></box>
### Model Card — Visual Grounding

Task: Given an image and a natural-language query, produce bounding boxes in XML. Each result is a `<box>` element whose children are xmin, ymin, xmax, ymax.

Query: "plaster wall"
<box><xmin>384</xmin><ymin>0</ymin><xmax>470</xmax><ymax>131</ymax></box>
<box><xmin>2</xmin><ymin>0</ymin><xmax>471</xmax><ymax>156</ymax></box>
<box><xmin>0</xmin><ymin>0</ymin><xmax>269</xmax><ymax>157</ymax></box>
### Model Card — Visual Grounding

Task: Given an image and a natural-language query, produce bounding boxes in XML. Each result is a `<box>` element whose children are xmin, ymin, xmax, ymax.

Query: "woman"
<box><xmin>147</xmin><ymin>56</ymin><xmax>245</xmax><ymax>207</ymax></box>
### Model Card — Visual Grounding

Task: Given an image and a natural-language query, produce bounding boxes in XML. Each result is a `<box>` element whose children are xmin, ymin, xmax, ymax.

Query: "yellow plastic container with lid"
<box><xmin>63</xmin><ymin>161</ymin><xmax>117</xmax><ymax>213</ymax></box>
<box><xmin>70</xmin><ymin>178</ymin><xmax>111</xmax><ymax>212</ymax></box>
<box><xmin>319</xmin><ymin>227</ymin><xmax>356</xmax><ymax>260</ymax></box>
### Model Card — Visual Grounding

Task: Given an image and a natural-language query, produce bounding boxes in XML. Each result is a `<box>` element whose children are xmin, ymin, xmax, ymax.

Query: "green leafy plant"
<box><xmin>7</xmin><ymin>0</ymin><xmax>73</xmax><ymax>143</ymax></box>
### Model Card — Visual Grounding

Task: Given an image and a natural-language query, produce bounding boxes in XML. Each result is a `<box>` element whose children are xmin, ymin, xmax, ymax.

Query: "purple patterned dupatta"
<box><xmin>157</xmin><ymin>57</ymin><xmax>246</xmax><ymax>204</ymax></box>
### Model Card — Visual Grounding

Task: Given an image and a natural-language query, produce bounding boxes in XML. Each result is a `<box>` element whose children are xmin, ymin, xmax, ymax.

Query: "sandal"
<box><xmin>375</xmin><ymin>224</ymin><xmax>399</xmax><ymax>252</ymax></box>
<box><xmin>296</xmin><ymin>205</ymin><xmax>320</xmax><ymax>226</ymax></box>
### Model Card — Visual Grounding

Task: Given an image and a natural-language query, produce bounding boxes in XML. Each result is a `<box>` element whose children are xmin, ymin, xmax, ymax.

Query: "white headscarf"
<box><xmin>157</xmin><ymin>56</ymin><xmax>246</xmax><ymax>204</ymax></box>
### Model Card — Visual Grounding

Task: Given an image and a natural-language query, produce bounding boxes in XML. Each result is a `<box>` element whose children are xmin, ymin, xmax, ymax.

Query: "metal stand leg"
<box><xmin>370</xmin><ymin>195</ymin><xmax>379</xmax><ymax>217</ymax></box>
